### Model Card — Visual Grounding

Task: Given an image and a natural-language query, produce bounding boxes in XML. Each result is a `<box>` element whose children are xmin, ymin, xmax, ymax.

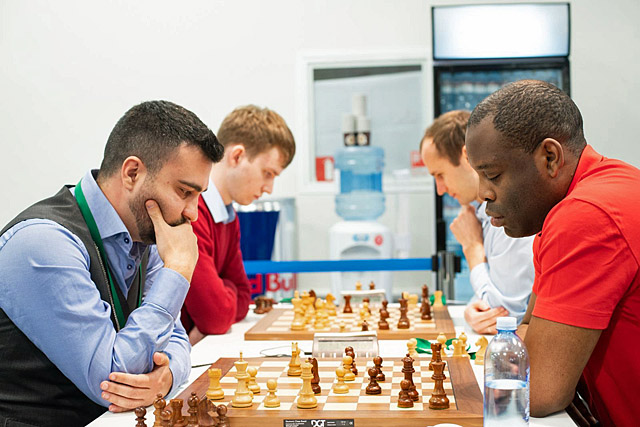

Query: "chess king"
<box><xmin>0</xmin><ymin>101</ymin><xmax>223</xmax><ymax>426</ymax></box>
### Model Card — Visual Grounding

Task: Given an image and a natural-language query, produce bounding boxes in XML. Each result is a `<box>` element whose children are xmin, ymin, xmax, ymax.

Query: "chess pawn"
<box><xmin>160</xmin><ymin>409</ymin><xmax>173</xmax><ymax>427</ymax></box>
<box><xmin>339</xmin><ymin>321</ymin><xmax>346</xmax><ymax>333</ymax></box>
<box><xmin>217</xmin><ymin>405</ymin><xmax>230</xmax><ymax>427</ymax></box>
<box><xmin>397</xmin><ymin>379</ymin><xmax>414</xmax><ymax>408</ymax></box>
<box><xmin>355</xmin><ymin>281</ymin><xmax>362</xmax><ymax>291</ymax></box>
<box><xmin>459</xmin><ymin>332</ymin><xmax>469</xmax><ymax>357</ymax></box>
<box><xmin>365</xmin><ymin>367</ymin><xmax>382</xmax><ymax>395</ymax></box>
<box><xmin>373</xmin><ymin>356</ymin><xmax>385</xmax><ymax>381</ymax></box>
<box><xmin>437</xmin><ymin>332</ymin><xmax>448</xmax><ymax>357</ymax></box>
<box><xmin>452</xmin><ymin>339</ymin><xmax>463</xmax><ymax>357</ymax></box>
<box><xmin>332</xmin><ymin>367</ymin><xmax>350</xmax><ymax>394</ymax></box>
<box><xmin>342</xmin><ymin>355</ymin><xmax>356</xmax><ymax>381</ymax></box>
<box><xmin>433</xmin><ymin>290</ymin><xmax>444</xmax><ymax>307</ymax></box>
<box><xmin>207</xmin><ymin>368</ymin><xmax>224</xmax><ymax>400</ymax></box>
<box><xmin>153</xmin><ymin>393</ymin><xmax>166</xmax><ymax>427</ymax></box>
<box><xmin>378</xmin><ymin>312</ymin><xmax>390</xmax><ymax>330</ymax></box>
<box><xmin>247</xmin><ymin>366</ymin><xmax>261</xmax><ymax>394</ymax></box>
<box><xmin>288</xmin><ymin>342</ymin><xmax>302</xmax><ymax>376</ymax></box>
<box><xmin>361</xmin><ymin>320</ymin><xmax>369</xmax><ymax>331</ymax></box>
<box><xmin>264</xmin><ymin>379</ymin><xmax>281</xmax><ymax>408</ymax></box>
<box><xmin>407</xmin><ymin>338</ymin><xmax>418</xmax><ymax>358</ymax></box>
<box><xmin>296</xmin><ymin>362</ymin><xmax>318</xmax><ymax>409</ymax></box>
<box><xmin>369</xmin><ymin>280</ymin><xmax>376</xmax><ymax>290</ymax></box>
<box><xmin>187</xmin><ymin>392</ymin><xmax>199</xmax><ymax>427</ymax></box>
<box><xmin>135</xmin><ymin>407</ymin><xmax>146</xmax><ymax>427</ymax></box>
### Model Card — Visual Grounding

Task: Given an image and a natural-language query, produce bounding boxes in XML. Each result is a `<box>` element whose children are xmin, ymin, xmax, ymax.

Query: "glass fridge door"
<box><xmin>434</xmin><ymin>61</ymin><xmax>569</xmax><ymax>302</ymax></box>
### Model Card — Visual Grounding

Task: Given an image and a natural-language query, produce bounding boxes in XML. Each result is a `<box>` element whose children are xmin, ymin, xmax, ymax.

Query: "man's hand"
<box><xmin>188</xmin><ymin>325</ymin><xmax>207</xmax><ymax>346</ymax></box>
<box><xmin>464</xmin><ymin>300</ymin><xmax>509</xmax><ymax>334</ymax></box>
<box><xmin>146</xmin><ymin>200</ymin><xmax>198</xmax><ymax>282</ymax></box>
<box><xmin>100</xmin><ymin>352</ymin><xmax>174</xmax><ymax>412</ymax></box>
<box><xmin>450</xmin><ymin>205</ymin><xmax>485</xmax><ymax>269</ymax></box>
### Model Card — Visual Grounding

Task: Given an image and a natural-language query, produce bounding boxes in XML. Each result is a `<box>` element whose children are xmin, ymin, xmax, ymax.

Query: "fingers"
<box><xmin>145</xmin><ymin>200</ymin><xmax>166</xmax><ymax>230</ymax></box>
<box><xmin>107</xmin><ymin>372</ymin><xmax>150</xmax><ymax>389</ymax></box>
<box><xmin>469</xmin><ymin>300</ymin><xmax>491</xmax><ymax>311</ymax></box>
<box><xmin>153</xmin><ymin>351</ymin><xmax>170</xmax><ymax>367</ymax></box>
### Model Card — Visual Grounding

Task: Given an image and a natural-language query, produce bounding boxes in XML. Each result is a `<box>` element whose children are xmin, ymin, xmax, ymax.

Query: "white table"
<box><xmin>89</xmin><ymin>304</ymin><xmax>574</xmax><ymax>426</ymax></box>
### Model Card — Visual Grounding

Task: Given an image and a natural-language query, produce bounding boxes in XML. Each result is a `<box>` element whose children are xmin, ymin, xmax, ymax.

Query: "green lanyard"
<box><xmin>74</xmin><ymin>180</ymin><xmax>142</xmax><ymax>327</ymax></box>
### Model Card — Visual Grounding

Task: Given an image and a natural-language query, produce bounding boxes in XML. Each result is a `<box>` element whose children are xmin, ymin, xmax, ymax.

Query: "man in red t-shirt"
<box><xmin>465</xmin><ymin>80</ymin><xmax>640</xmax><ymax>427</ymax></box>
<box><xmin>181</xmin><ymin>105</ymin><xmax>295</xmax><ymax>344</ymax></box>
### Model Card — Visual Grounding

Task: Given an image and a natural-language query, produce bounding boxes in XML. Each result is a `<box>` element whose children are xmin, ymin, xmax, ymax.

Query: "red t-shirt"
<box><xmin>532</xmin><ymin>145</ymin><xmax>640</xmax><ymax>427</ymax></box>
<box><xmin>181</xmin><ymin>197</ymin><xmax>251</xmax><ymax>335</ymax></box>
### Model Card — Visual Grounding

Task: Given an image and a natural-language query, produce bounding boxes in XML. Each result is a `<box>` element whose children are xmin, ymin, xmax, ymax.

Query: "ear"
<box><xmin>461</xmin><ymin>145</ymin><xmax>469</xmax><ymax>163</ymax></box>
<box><xmin>537</xmin><ymin>138</ymin><xmax>564</xmax><ymax>178</ymax></box>
<box><xmin>120</xmin><ymin>156</ymin><xmax>147</xmax><ymax>191</ymax></box>
<box><xmin>226</xmin><ymin>144</ymin><xmax>246</xmax><ymax>167</ymax></box>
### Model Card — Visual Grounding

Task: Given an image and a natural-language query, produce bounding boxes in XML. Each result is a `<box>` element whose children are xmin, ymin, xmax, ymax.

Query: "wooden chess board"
<box><xmin>174</xmin><ymin>356</ymin><xmax>482</xmax><ymax>427</ymax></box>
<box><xmin>244</xmin><ymin>305</ymin><xmax>456</xmax><ymax>341</ymax></box>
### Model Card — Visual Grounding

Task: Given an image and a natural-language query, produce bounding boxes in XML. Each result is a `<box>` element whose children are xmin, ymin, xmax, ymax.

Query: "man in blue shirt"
<box><xmin>0</xmin><ymin>101</ymin><xmax>223</xmax><ymax>426</ymax></box>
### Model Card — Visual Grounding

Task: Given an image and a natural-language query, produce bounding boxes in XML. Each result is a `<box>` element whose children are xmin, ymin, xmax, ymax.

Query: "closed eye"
<box><xmin>486</xmin><ymin>174</ymin><xmax>500</xmax><ymax>182</ymax></box>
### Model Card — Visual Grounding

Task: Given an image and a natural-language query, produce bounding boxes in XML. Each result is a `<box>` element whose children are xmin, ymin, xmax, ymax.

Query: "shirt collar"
<box><xmin>201</xmin><ymin>180</ymin><xmax>236</xmax><ymax>224</ymax></box>
<box><xmin>566</xmin><ymin>145</ymin><xmax>603</xmax><ymax>197</ymax></box>
<box><xmin>78</xmin><ymin>170</ymin><xmax>132</xmax><ymax>240</ymax></box>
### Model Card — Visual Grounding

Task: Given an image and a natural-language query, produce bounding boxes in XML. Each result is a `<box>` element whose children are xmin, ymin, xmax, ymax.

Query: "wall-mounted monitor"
<box><xmin>432</xmin><ymin>3</ymin><xmax>570</xmax><ymax>60</ymax></box>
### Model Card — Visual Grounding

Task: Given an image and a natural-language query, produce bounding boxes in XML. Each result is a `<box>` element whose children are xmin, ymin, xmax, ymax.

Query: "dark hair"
<box><xmin>217</xmin><ymin>105</ymin><xmax>296</xmax><ymax>168</ymax></box>
<box><xmin>420</xmin><ymin>110</ymin><xmax>471</xmax><ymax>166</ymax></box>
<box><xmin>468</xmin><ymin>80</ymin><xmax>586</xmax><ymax>155</ymax></box>
<box><xmin>98</xmin><ymin>100</ymin><xmax>224</xmax><ymax>178</ymax></box>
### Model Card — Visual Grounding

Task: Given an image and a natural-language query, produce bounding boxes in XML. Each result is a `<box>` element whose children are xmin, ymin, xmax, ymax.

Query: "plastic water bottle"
<box><xmin>484</xmin><ymin>316</ymin><xmax>530</xmax><ymax>426</ymax></box>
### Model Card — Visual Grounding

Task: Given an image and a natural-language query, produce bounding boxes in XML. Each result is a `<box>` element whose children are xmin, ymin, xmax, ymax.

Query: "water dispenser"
<box><xmin>330</xmin><ymin>145</ymin><xmax>393</xmax><ymax>299</ymax></box>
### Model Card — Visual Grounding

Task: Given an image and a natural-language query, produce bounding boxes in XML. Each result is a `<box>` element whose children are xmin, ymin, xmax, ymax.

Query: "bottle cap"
<box><xmin>356</xmin><ymin>116</ymin><xmax>370</xmax><ymax>132</ymax></box>
<box><xmin>352</xmin><ymin>93</ymin><xmax>367</xmax><ymax>116</ymax></box>
<box><xmin>496</xmin><ymin>316</ymin><xmax>517</xmax><ymax>331</ymax></box>
<box><xmin>342</xmin><ymin>113</ymin><xmax>356</xmax><ymax>133</ymax></box>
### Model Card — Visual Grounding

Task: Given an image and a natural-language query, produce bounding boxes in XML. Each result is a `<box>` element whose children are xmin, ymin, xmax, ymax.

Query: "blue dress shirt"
<box><xmin>469</xmin><ymin>201</ymin><xmax>535</xmax><ymax>323</ymax></box>
<box><xmin>0</xmin><ymin>170</ymin><xmax>191</xmax><ymax>406</ymax></box>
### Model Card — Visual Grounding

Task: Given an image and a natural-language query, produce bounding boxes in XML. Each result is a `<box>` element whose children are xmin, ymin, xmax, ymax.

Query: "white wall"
<box><xmin>2</xmin><ymin>0</ymin><xmax>639</xmax><ymax>294</ymax></box>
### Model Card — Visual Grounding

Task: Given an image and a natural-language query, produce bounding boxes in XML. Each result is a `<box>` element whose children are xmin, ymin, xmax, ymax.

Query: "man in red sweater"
<box><xmin>466</xmin><ymin>80</ymin><xmax>640</xmax><ymax>427</ymax></box>
<box><xmin>181</xmin><ymin>105</ymin><xmax>296</xmax><ymax>344</ymax></box>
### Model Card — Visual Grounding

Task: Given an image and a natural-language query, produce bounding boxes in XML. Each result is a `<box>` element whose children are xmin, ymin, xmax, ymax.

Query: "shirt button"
<box><xmin>124</xmin><ymin>237</ymin><xmax>130</xmax><ymax>244</ymax></box>
<box><xmin>127</xmin><ymin>264</ymin><xmax>133</xmax><ymax>270</ymax></box>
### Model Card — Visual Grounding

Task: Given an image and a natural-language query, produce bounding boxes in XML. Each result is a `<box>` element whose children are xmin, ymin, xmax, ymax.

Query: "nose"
<box><xmin>478</xmin><ymin>180</ymin><xmax>496</xmax><ymax>202</ymax></box>
<box><xmin>435</xmin><ymin>178</ymin><xmax>447</xmax><ymax>196</ymax></box>
<box><xmin>183</xmin><ymin>198</ymin><xmax>199</xmax><ymax>223</ymax></box>
<box><xmin>263</xmin><ymin>180</ymin><xmax>274</xmax><ymax>195</ymax></box>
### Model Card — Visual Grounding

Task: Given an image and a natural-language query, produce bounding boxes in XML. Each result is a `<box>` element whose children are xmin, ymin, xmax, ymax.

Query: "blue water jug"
<box><xmin>334</xmin><ymin>146</ymin><xmax>385</xmax><ymax>220</ymax></box>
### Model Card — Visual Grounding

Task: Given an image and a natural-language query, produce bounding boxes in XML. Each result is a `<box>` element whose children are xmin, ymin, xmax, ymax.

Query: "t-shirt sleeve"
<box><xmin>532</xmin><ymin>198</ymin><xmax>637</xmax><ymax>329</ymax></box>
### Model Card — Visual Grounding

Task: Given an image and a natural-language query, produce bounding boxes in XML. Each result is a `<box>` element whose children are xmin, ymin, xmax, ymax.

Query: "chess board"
<box><xmin>244</xmin><ymin>305</ymin><xmax>456</xmax><ymax>341</ymax></box>
<box><xmin>175</xmin><ymin>356</ymin><xmax>482</xmax><ymax>427</ymax></box>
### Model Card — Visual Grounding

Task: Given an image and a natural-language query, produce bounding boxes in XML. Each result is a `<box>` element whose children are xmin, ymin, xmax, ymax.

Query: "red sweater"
<box><xmin>181</xmin><ymin>197</ymin><xmax>251</xmax><ymax>335</ymax></box>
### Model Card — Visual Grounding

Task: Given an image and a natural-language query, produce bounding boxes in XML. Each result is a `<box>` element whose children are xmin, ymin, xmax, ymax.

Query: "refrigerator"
<box><xmin>431</xmin><ymin>3</ymin><xmax>571</xmax><ymax>302</ymax></box>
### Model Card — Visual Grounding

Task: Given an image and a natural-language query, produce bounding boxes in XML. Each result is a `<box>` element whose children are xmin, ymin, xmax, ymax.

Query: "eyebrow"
<box><xmin>179</xmin><ymin>180</ymin><xmax>206</xmax><ymax>193</ymax></box>
<box><xmin>473</xmin><ymin>163</ymin><xmax>497</xmax><ymax>171</ymax></box>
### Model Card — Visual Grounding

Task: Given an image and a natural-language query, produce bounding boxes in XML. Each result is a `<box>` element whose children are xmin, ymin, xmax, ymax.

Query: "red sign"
<box><xmin>315</xmin><ymin>156</ymin><xmax>335</xmax><ymax>182</ymax></box>
<box><xmin>374</xmin><ymin>235</ymin><xmax>383</xmax><ymax>246</ymax></box>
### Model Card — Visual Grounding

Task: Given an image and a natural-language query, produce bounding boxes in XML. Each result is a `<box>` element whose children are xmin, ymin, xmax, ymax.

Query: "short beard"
<box><xmin>128</xmin><ymin>183</ymin><xmax>187</xmax><ymax>245</ymax></box>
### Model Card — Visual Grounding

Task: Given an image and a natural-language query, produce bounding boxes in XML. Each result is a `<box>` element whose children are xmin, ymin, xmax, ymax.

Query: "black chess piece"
<box><xmin>398</xmin><ymin>379</ymin><xmax>414</xmax><ymax>408</ymax></box>
<box><xmin>369</xmin><ymin>281</ymin><xmax>376</xmax><ymax>290</ymax></box>
<box><xmin>345</xmin><ymin>346</ymin><xmax>358</xmax><ymax>375</ymax></box>
<box><xmin>361</xmin><ymin>320</ymin><xmax>369</xmax><ymax>331</ymax></box>
<box><xmin>343</xmin><ymin>295</ymin><xmax>353</xmax><ymax>313</ymax></box>
<box><xmin>378</xmin><ymin>309</ymin><xmax>390</xmax><ymax>330</ymax></box>
<box><xmin>187</xmin><ymin>392</ymin><xmax>199</xmax><ymax>427</ymax></box>
<box><xmin>373</xmin><ymin>356</ymin><xmax>385</xmax><ymax>381</ymax></box>
<box><xmin>198</xmin><ymin>397</ymin><xmax>217</xmax><ymax>426</ymax></box>
<box><xmin>365</xmin><ymin>367</ymin><xmax>382</xmax><ymax>394</ymax></box>
<box><xmin>402</xmin><ymin>353</ymin><xmax>419</xmax><ymax>401</ymax></box>
<box><xmin>134</xmin><ymin>407</ymin><xmax>146</xmax><ymax>427</ymax></box>
<box><xmin>309</xmin><ymin>357</ymin><xmax>321</xmax><ymax>394</ymax></box>
<box><xmin>429</xmin><ymin>359</ymin><xmax>450</xmax><ymax>409</ymax></box>
<box><xmin>217</xmin><ymin>404</ymin><xmax>230</xmax><ymax>427</ymax></box>
<box><xmin>397</xmin><ymin>305</ymin><xmax>410</xmax><ymax>329</ymax></box>
<box><xmin>380</xmin><ymin>300</ymin><xmax>390</xmax><ymax>319</ymax></box>
<box><xmin>160</xmin><ymin>408</ymin><xmax>173</xmax><ymax>427</ymax></box>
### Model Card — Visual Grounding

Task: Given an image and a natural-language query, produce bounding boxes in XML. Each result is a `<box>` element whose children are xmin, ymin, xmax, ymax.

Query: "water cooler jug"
<box><xmin>329</xmin><ymin>146</ymin><xmax>393</xmax><ymax>299</ymax></box>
